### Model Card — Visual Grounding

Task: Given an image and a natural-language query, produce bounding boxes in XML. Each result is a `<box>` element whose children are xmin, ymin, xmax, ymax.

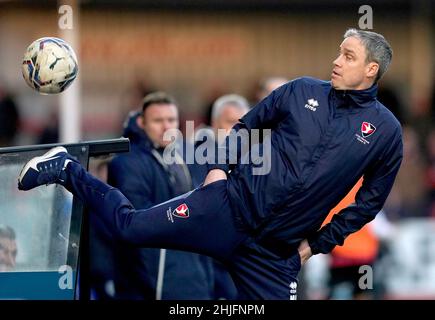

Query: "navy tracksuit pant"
<box><xmin>64</xmin><ymin>161</ymin><xmax>302</xmax><ymax>300</ymax></box>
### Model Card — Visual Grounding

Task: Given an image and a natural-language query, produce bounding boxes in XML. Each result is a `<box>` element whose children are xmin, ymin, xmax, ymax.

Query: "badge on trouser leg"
<box><xmin>167</xmin><ymin>203</ymin><xmax>190</xmax><ymax>223</ymax></box>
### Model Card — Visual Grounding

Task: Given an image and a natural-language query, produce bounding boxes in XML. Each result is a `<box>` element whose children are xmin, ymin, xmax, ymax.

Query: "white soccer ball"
<box><xmin>22</xmin><ymin>37</ymin><xmax>78</xmax><ymax>94</ymax></box>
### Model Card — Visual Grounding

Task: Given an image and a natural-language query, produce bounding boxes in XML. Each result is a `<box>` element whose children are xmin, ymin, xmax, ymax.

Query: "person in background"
<box><xmin>0</xmin><ymin>86</ymin><xmax>20</xmax><ymax>147</ymax></box>
<box><xmin>0</xmin><ymin>225</ymin><xmax>17</xmax><ymax>272</ymax></box>
<box><xmin>107</xmin><ymin>92</ymin><xmax>214</xmax><ymax>300</ymax></box>
<box><xmin>191</xmin><ymin>94</ymin><xmax>251</xmax><ymax>186</ymax></box>
<box><xmin>323</xmin><ymin>179</ymin><xmax>379</xmax><ymax>300</ymax></box>
<box><xmin>254</xmin><ymin>77</ymin><xmax>288</xmax><ymax>103</ymax></box>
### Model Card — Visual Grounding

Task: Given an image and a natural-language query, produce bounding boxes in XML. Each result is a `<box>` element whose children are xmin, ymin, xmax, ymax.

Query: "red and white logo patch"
<box><xmin>172</xmin><ymin>203</ymin><xmax>190</xmax><ymax>218</ymax></box>
<box><xmin>361</xmin><ymin>122</ymin><xmax>376</xmax><ymax>138</ymax></box>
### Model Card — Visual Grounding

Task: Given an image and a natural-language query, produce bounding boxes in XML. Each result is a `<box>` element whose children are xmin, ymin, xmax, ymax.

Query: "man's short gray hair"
<box><xmin>211</xmin><ymin>94</ymin><xmax>250</xmax><ymax>121</ymax></box>
<box><xmin>344</xmin><ymin>28</ymin><xmax>393</xmax><ymax>82</ymax></box>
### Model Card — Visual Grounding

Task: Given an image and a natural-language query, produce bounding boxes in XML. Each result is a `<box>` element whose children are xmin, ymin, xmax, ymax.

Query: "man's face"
<box><xmin>331</xmin><ymin>36</ymin><xmax>378</xmax><ymax>90</ymax></box>
<box><xmin>0</xmin><ymin>237</ymin><xmax>17</xmax><ymax>272</ymax></box>
<box><xmin>213</xmin><ymin>104</ymin><xmax>247</xmax><ymax>133</ymax></box>
<box><xmin>140</xmin><ymin>103</ymin><xmax>179</xmax><ymax>147</ymax></box>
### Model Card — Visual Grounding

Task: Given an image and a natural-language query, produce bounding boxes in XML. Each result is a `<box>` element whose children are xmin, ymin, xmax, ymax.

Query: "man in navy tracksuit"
<box><xmin>18</xmin><ymin>29</ymin><xmax>403</xmax><ymax>299</ymax></box>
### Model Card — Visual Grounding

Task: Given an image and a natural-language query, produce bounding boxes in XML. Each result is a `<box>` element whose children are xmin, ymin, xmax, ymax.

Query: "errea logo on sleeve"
<box><xmin>304</xmin><ymin>98</ymin><xmax>319</xmax><ymax>111</ymax></box>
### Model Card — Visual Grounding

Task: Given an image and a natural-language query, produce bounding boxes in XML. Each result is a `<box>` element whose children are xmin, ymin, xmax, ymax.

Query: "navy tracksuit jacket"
<box><xmin>209</xmin><ymin>77</ymin><xmax>403</xmax><ymax>255</ymax></box>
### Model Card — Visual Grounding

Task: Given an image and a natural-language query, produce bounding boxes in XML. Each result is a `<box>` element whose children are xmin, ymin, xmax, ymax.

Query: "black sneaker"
<box><xmin>18</xmin><ymin>146</ymin><xmax>74</xmax><ymax>191</ymax></box>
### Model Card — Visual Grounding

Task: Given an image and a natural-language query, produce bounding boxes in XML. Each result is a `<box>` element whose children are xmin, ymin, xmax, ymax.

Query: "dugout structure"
<box><xmin>0</xmin><ymin>138</ymin><xmax>129</xmax><ymax>300</ymax></box>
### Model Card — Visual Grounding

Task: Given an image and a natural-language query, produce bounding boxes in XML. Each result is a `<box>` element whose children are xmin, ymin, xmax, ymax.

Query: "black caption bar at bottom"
<box><xmin>169</xmin><ymin>303</ymin><xmax>265</xmax><ymax>318</ymax></box>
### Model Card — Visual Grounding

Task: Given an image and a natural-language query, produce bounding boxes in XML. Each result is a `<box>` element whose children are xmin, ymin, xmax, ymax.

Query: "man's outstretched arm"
<box><xmin>307</xmin><ymin>130</ymin><xmax>403</xmax><ymax>255</ymax></box>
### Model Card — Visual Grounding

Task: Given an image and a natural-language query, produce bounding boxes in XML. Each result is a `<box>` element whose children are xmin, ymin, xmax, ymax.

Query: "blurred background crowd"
<box><xmin>0</xmin><ymin>0</ymin><xmax>434</xmax><ymax>299</ymax></box>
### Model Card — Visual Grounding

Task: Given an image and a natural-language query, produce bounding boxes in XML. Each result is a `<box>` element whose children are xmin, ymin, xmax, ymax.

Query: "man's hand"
<box><xmin>297</xmin><ymin>239</ymin><xmax>312</xmax><ymax>266</ymax></box>
<box><xmin>203</xmin><ymin>169</ymin><xmax>227</xmax><ymax>186</ymax></box>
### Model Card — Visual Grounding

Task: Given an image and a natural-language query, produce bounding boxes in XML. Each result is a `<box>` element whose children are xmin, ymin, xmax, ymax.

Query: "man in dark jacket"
<box><xmin>19</xmin><ymin>29</ymin><xmax>403</xmax><ymax>299</ymax></box>
<box><xmin>107</xmin><ymin>92</ymin><xmax>214</xmax><ymax>299</ymax></box>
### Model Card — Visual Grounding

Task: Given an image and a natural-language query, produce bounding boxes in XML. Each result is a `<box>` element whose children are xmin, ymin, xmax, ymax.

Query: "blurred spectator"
<box><xmin>191</xmin><ymin>94</ymin><xmax>250</xmax><ymax>187</ymax></box>
<box><xmin>0</xmin><ymin>225</ymin><xmax>17</xmax><ymax>272</ymax></box>
<box><xmin>322</xmin><ymin>178</ymin><xmax>396</xmax><ymax>300</ymax></box>
<box><xmin>254</xmin><ymin>77</ymin><xmax>288</xmax><ymax>103</ymax></box>
<box><xmin>377</xmin><ymin>84</ymin><xmax>406</xmax><ymax>125</ymax></box>
<box><xmin>37</xmin><ymin>111</ymin><xmax>59</xmax><ymax>144</ymax></box>
<box><xmin>211</xmin><ymin>94</ymin><xmax>251</xmax><ymax>138</ymax></box>
<box><xmin>88</xmin><ymin>157</ymin><xmax>117</xmax><ymax>300</ymax></box>
<box><xmin>324</xmin><ymin>179</ymin><xmax>379</xmax><ymax>300</ymax></box>
<box><xmin>191</xmin><ymin>94</ymin><xmax>250</xmax><ymax>300</ymax></box>
<box><xmin>384</xmin><ymin>125</ymin><xmax>430</xmax><ymax>221</ymax></box>
<box><xmin>425</xmin><ymin>128</ymin><xmax>435</xmax><ymax>217</ymax></box>
<box><xmin>119</xmin><ymin>78</ymin><xmax>157</xmax><ymax>132</ymax></box>
<box><xmin>431</xmin><ymin>81</ymin><xmax>435</xmax><ymax>123</ymax></box>
<box><xmin>0</xmin><ymin>87</ymin><xmax>20</xmax><ymax>147</ymax></box>
<box><xmin>200</xmin><ymin>85</ymin><xmax>227</xmax><ymax>128</ymax></box>
<box><xmin>108</xmin><ymin>92</ymin><xmax>214</xmax><ymax>300</ymax></box>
